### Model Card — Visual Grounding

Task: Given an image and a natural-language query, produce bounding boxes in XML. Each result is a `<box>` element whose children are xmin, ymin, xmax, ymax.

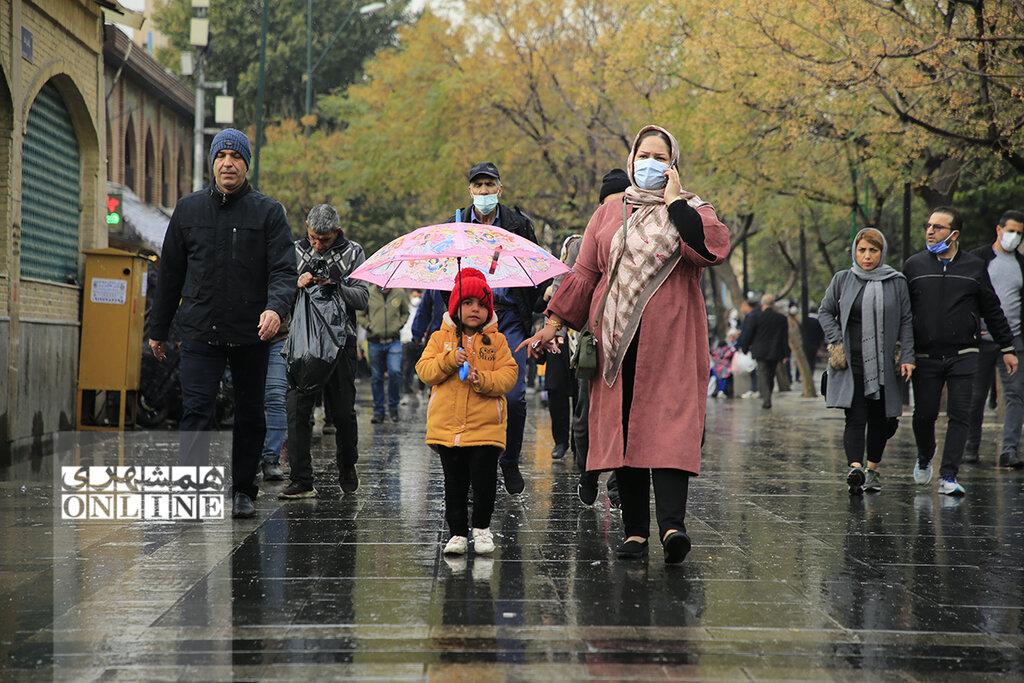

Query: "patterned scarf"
<box><xmin>600</xmin><ymin>125</ymin><xmax>708</xmax><ymax>386</ymax></box>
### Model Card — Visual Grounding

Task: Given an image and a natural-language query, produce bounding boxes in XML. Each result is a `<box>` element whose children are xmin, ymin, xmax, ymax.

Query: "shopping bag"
<box><xmin>284</xmin><ymin>285</ymin><xmax>347</xmax><ymax>393</ymax></box>
<box><xmin>731</xmin><ymin>350</ymin><xmax>756</xmax><ymax>375</ymax></box>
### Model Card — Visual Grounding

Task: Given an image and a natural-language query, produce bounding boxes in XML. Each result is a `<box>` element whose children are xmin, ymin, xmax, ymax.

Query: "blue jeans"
<box><xmin>261</xmin><ymin>339</ymin><xmax>287</xmax><ymax>464</ymax></box>
<box><xmin>369</xmin><ymin>339</ymin><xmax>403</xmax><ymax>414</ymax></box>
<box><xmin>498</xmin><ymin>313</ymin><xmax>528</xmax><ymax>466</ymax></box>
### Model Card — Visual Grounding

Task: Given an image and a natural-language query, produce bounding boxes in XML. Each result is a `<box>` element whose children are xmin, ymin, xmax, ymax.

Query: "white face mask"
<box><xmin>1000</xmin><ymin>231</ymin><xmax>1022</xmax><ymax>252</ymax></box>
<box><xmin>410</xmin><ymin>296</ymin><xmax>422</xmax><ymax>307</ymax></box>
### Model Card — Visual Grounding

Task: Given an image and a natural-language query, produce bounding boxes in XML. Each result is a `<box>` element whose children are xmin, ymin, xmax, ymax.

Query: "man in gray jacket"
<box><xmin>965</xmin><ymin>210</ymin><xmax>1024</xmax><ymax>469</ymax></box>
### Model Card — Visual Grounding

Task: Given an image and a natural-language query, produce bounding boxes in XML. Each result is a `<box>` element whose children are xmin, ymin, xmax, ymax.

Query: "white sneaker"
<box><xmin>443</xmin><ymin>535</ymin><xmax>468</xmax><ymax>555</ymax></box>
<box><xmin>442</xmin><ymin>554</ymin><xmax>467</xmax><ymax>572</ymax></box>
<box><xmin>912</xmin><ymin>460</ymin><xmax>933</xmax><ymax>486</ymax></box>
<box><xmin>472</xmin><ymin>528</ymin><xmax>495</xmax><ymax>555</ymax></box>
<box><xmin>937</xmin><ymin>476</ymin><xmax>966</xmax><ymax>496</ymax></box>
<box><xmin>471</xmin><ymin>557</ymin><xmax>494</xmax><ymax>581</ymax></box>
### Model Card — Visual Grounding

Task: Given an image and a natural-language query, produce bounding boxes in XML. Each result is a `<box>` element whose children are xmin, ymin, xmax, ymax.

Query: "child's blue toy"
<box><xmin>459</xmin><ymin>359</ymin><xmax>470</xmax><ymax>382</ymax></box>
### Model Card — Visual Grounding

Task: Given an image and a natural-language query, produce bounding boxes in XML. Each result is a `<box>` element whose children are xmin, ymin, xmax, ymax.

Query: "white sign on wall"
<box><xmin>90</xmin><ymin>278</ymin><xmax>127</xmax><ymax>305</ymax></box>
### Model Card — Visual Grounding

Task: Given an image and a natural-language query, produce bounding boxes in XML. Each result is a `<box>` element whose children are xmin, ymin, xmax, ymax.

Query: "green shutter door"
<box><xmin>20</xmin><ymin>82</ymin><xmax>81</xmax><ymax>282</ymax></box>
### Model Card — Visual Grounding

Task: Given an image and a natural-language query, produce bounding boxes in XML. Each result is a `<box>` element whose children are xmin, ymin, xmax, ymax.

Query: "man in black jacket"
<box><xmin>740</xmin><ymin>294</ymin><xmax>789</xmax><ymax>409</ymax></box>
<box><xmin>965</xmin><ymin>210</ymin><xmax>1024</xmax><ymax>469</ymax></box>
<box><xmin>280</xmin><ymin>204</ymin><xmax>369</xmax><ymax>499</ymax></box>
<box><xmin>904</xmin><ymin>206</ymin><xmax>1018</xmax><ymax>496</ymax></box>
<box><xmin>147</xmin><ymin>128</ymin><xmax>296</xmax><ymax>518</ymax></box>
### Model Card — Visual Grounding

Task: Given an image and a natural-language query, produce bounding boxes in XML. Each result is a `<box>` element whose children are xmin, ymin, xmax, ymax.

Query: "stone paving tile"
<box><xmin>2</xmin><ymin>386</ymin><xmax>1024</xmax><ymax>679</ymax></box>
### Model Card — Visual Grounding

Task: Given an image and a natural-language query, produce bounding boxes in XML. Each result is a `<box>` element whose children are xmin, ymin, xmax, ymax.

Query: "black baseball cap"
<box><xmin>467</xmin><ymin>161</ymin><xmax>500</xmax><ymax>181</ymax></box>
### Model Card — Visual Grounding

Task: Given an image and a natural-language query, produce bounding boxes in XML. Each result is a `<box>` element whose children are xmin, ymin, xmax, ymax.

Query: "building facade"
<box><xmin>1</xmin><ymin>0</ymin><xmax>110</xmax><ymax>453</ymax></box>
<box><xmin>1</xmin><ymin>1</ymin><xmax>185</xmax><ymax>455</ymax></box>
<box><xmin>104</xmin><ymin>23</ymin><xmax>193</xmax><ymax>212</ymax></box>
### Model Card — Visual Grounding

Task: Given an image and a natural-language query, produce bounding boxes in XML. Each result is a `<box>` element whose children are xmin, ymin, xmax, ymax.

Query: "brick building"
<box><xmin>0</xmin><ymin>1</ymin><xmax>176</xmax><ymax>454</ymax></box>
<box><xmin>104</xmin><ymin>23</ymin><xmax>193</xmax><ymax>212</ymax></box>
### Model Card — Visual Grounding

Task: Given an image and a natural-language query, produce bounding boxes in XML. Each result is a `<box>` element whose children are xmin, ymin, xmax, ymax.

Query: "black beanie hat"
<box><xmin>599</xmin><ymin>168</ymin><xmax>630</xmax><ymax>204</ymax></box>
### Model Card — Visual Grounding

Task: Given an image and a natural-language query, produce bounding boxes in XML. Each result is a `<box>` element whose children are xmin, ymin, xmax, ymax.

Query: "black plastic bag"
<box><xmin>284</xmin><ymin>284</ymin><xmax>347</xmax><ymax>393</ymax></box>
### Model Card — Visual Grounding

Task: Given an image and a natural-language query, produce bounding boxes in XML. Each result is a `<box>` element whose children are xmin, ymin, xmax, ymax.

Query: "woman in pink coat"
<box><xmin>518</xmin><ymin>125</ymin><xmax>730</xmax><ymax>563</ymax></box>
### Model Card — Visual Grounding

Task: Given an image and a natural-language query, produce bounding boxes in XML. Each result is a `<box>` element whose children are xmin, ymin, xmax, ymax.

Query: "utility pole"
<box><xmin>190</xmin><ymin>0</ymin><xmax>210</xmax><ymax>192</ymax></box>
<box><xmin>192</xmin><ymin>51</ymin><xmax>205</xmax><ymax>192</ymax></box>
<box><xmin>252</xmin><ymin>0</ymin><xmax>271</xmax><ymax>188</ymax></box>
<box><xmin>191</xmin><ymin>54</ymin><xmax>227</xmax><ymax>192</ymax></box>
<box><xmin>305</xmin><ymin>0</ymin><xmax>313</xmax><ymax>122</ymax></box>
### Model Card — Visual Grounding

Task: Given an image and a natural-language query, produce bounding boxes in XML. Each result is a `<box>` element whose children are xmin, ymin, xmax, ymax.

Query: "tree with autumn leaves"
<box><xmin>252</xmin><ymin>0</ymin><xmax>1022</xmax><ymax>305</ymax></box>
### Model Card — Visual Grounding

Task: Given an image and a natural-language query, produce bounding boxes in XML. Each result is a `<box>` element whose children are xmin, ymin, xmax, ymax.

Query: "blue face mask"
<box><xmin>473</xmin><ymin>193</ymin><xmax>499</xmax><ymax>216</ymax></box>
<box><xmin>633</xmin><ymin>158</ymin><xmax>670</xmax><ymax>190</ymax></box>
<box><xmin>926</xmin><ymin>232</ymin><xmax>957</xmax><ymax>255</ymax></box>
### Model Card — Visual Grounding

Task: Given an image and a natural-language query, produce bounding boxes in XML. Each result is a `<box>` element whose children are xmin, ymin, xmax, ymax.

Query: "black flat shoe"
<box><xmin>339</xmin><ymin>464</ymin><xmax>359</xmax><ymax>494</ymax></box>
<box><xmin>501</xmin><ymin>463</ymin><xmax>525</xmax><ymax>495</ymax></box>
<box><xmin>846</xmin><ymin>467</ymin><xmax>865</xmax><ymax>495</ymax></box>
<box><xmin>616</xmin><ymin>538</ymin><xmax>649</xmax><ymax>559</ymax></box>
<box><xmin>663</xmin><ymin>530</ymin><xmax>691</xmax><ymax>564</ymax></box>
<box><xmin>231</xmin><ymin>493</ymin><xmax>256</xmax><ymax>518</ymax></box>
<box><xmin>577</xmin><ymin>472</ymin><xmax>598</xmax><ymax>506</ymax></box>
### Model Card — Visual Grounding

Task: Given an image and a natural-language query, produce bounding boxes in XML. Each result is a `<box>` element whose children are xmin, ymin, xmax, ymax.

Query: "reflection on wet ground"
<box><xmin>1</xmin><ymin>385</ymin><xmax>1022</xmax><ymax>680</ymax></box>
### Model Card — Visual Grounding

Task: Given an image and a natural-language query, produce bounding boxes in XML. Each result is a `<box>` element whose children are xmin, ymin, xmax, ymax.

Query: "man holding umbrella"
<box><xmin>447</xmin><ymin>162</ymin><xmax>544</xmax><ymax>495</ymax></box>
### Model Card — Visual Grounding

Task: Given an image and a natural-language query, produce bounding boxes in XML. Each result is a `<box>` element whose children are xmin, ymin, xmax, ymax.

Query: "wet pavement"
<box><xmin>2</xmin><ymin>383</ymin><xmax>1023</xmax><ymax>681</ymax></box>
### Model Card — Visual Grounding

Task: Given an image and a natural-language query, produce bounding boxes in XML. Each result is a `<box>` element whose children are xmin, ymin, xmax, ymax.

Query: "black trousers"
<box><xmin>756</xmin><ymin>359</ymin><xmax>779</xmax><ymax>406</ymax></box>
<box><xmin>572</xmin><ymin>375</ymin><xmax>590</xmax><ymax>471</ymax></box>
<box><xmin>548</xmin><ymin>388</ymin><xmax>571</xmax><ymax>448</ymax></box>
<box><xmin>545</xmin><ymin>342</ymin><xmax>573</xmax><ymax>448</ymax></box>
<box><xmin>843</xmin><ymin>374</ymin><xmax>896</xmax><ymax>466</ymax></box>
<box><xmin>617</xmin><ymin>467</ymin><xmax>690</xmax><ymax>541</ymax></box>
<box><xmin>287</xmin><ymin>344</ymin><xmax>359</xmax><ymax>487</ymax></box>
<box><xmin>179</xmin><ymin>340</ymin><xmax>269</xmax><ymax>499</ymax></box>
<box><xmin>912</xmin><ymin>353</ymin><xmax>978</xmax><ymax>478</ymax></box>
<box><xmin>617</xmin><ymin>323</ymin><xmax>688</xmax><ymax>539</ymax></box>
<box><xmin>437</xmin><ymin>445</ymin><xmax>500</xmax><ymax>537</ymax></box>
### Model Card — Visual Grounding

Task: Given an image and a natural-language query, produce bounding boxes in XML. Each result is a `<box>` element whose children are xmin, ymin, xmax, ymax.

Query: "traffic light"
<box><xmin>106</xmin><ymin>193</ymin><xmax>123</xmax><ymax>226</ymax></box>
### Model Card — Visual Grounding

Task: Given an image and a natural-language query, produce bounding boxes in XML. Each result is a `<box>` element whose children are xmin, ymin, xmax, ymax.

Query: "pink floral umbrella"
<box><xmin>350</xmin><ymin>221</ymin><xmax>569</xmax><ymax>290</ymax></box>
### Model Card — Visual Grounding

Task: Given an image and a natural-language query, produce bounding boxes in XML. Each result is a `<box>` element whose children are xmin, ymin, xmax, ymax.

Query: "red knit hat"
<box><xmin>448</xmin><ymin>267</ymin><xmax>494</xmax><ymax>320</ymax></box>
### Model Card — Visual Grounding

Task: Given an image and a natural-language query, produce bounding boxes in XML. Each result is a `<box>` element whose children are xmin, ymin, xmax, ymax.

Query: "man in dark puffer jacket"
<box><xmin>147</xmin><ymin>128</ymin><xmax>296</xmax><ymax>519</ymax></box>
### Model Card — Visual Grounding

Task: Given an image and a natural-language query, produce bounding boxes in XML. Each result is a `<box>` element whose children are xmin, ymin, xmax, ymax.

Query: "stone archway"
<box><xmin>20</xmin><ymin>80</ymin><xmax>81</xmax><ymax>282</ymax></box>
<box><xmin>15</xmin><ymin>70</ymin><xmax>101</xmax><ymax>441</ymax></box>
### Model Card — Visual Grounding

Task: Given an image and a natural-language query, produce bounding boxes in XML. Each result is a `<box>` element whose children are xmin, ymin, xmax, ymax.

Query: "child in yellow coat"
<box><xmin>416</xmin><ymin>268</ymin><xmax>518</xmax><ymax>556</ymax></box>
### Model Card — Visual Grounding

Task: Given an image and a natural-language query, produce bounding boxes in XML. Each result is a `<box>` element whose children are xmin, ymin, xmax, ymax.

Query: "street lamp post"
<box><xmin>304</xmin><ymin>2</ymin><xmax>386</xmax><ymax>126</ymax></box>
<box><xmin>252</xmin><ymin>0</ymin><xmax>271</xmax><ymax>188</ymax></box>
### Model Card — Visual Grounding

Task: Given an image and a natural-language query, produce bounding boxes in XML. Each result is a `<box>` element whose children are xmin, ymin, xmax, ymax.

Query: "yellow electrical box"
<box><xmin>77</xmin><ymin>248</ymin><xmax>150</xmax><ymax>431</ymax></box>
